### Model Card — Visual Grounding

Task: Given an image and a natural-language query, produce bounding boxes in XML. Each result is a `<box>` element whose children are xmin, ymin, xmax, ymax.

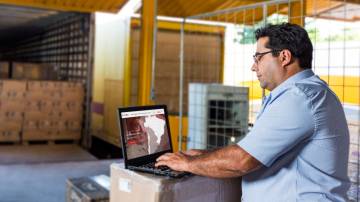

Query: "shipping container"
<box><xmin>0</xmin><ymin>4</ymin><xmax>94</xmax><ymax>148</ymax></box>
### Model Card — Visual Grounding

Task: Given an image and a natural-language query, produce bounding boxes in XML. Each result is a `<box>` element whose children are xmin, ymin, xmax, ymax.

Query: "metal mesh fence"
<box><xmin>177</xmin><ymin>0</ymin><xmax>360</xmax><ymax>200</ymax></box>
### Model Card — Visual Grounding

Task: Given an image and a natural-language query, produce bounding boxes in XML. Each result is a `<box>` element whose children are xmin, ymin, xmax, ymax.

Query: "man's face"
<box><xmin>251</xmin><ymin>37</ymin><xmax>282</xmax><ymax>91</ymax></box>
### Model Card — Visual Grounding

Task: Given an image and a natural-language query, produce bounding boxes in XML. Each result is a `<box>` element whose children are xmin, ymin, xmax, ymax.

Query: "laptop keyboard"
<box><xmin>142</xmin><ymin>162</ymin><xmax>170</xmax><ymax>171</ymax></box>
<box><xmin>128</xmin><ymin>162</ymin><xmax>189</xmax><ymax>178</ymax></box>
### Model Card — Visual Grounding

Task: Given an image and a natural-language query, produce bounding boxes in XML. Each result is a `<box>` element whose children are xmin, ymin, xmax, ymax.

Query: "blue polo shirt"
<box><xmin>238</xmin><ymin>69</ymin><xmax>350</xmax><ymax>202</ymax></box>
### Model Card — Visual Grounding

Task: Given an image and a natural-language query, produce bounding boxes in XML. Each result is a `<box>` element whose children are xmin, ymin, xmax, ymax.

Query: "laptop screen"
<box><xmin>120</xmin><ymin>108</ymin><xmax>171</xmax><ymax>160</ymax></box>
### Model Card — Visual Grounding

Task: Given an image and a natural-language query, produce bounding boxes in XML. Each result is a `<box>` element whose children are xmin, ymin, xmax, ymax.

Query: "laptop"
<box><xmin>117</xmin><ymin>105</ymin><xmax>190</xmax><ymax>178</ymax></box>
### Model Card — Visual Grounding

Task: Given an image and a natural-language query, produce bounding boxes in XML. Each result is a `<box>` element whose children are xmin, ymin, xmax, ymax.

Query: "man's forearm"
<box><xmin>187</xmin><ymin>145</ymin><xmax>261</xmax><ymax>178</ymax></box>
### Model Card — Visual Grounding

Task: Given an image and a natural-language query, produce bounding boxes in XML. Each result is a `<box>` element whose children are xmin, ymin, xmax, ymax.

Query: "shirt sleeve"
<box><xmin>238</xmin><ymin>87</ymin><xmax>315</xmax><ymax>167</ymax></box>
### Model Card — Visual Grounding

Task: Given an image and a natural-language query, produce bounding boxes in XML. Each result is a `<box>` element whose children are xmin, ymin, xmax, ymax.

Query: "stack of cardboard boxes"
<box><xmin>0</xmin><ymin>62</ymin><xmax>9</xmax><ymax>78</ymax></box>
<box><xmin>0</xmin><ymin>80</ymin><xmax>26</xmax><ymax>142</ymax></box>
<box><xmin>12</xmin><ymin>62</ymin><xmax>59</xmax><ymax>80</ymax></box>
<box><xmin>0</xmin><ymin>79</ymin><xmax>83</xmax><ymax>143</ymax></box>
<box><xmin>23</xmin><ymin>81</ymin><xmax>84</xmax><ymax>142</ymax></box>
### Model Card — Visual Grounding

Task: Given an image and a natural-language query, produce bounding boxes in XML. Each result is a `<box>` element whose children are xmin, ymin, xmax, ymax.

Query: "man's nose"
<box><xmin>251</xmin><ymin>63</ymin><xmax>257</xmax><ymax>72</ymax></box>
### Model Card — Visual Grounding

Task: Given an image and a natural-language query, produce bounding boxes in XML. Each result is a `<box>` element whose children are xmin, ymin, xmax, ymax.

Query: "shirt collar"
<box><xmin>269</xmin><ymin>69</ymin><xmax>314</xmax><ymax>100</ymax></box>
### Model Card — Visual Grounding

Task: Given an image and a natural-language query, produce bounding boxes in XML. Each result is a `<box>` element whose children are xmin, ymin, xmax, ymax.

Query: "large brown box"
<box><xmin>0</xmin><ymin>130</ymin><xmax>20</xmax><ymax>142</ymax></box>
<box><xmin>0</xmin><ymin>100</ymin><xmax>25</xmax><ymax>111</ymax></box>
<box><xmin>25</xmin><ymin>101</ymin><xmax>42</xmax><ymax>111</ymax></box>
<box><xmin>41</xmin><ymin>101</ymin><xmax>66</xmax><ymax>110</ymax></box>
<box><xmin>41</xmin><ymin>101</ymin><xmax>82</xmax><ymax>112</ymax></box>
<box><xmin>51</xmin><ymin>130</ymin><xmax>81</xmax><ymax>140</ymax></box>
<box><xmin>66</xmin><ymin>177</ymin><xmax>109</xmax><ymax>202</ymax></box>
<box><xmin>0</xmin><ymin>122</ymin><xmax>22</xmax><ymax>131</ymax></box>
<box><xmin>23</xmin><ymin>120</ymin><xmax>41</xmax><ymax>130</ymax></box>
<box><xmin>0</xmin><ymin>62</ymin><xmax>9</xmax><ymax>78</ymax></box>
<box><xmin>110</xmin><ymin>163</ymin><xmax>242</xmax><ymax>202</ymax></box>
<box><xmin>60</xmin><ymin>82</ymin><xmax>84</xmax><ymax>92</ymax></box>
<box><xmin>22</xmin><ymin>130</ymin><xmax>51</xmax><ymax>141</ymax></box>
<box><xmin>59</xmin><ymin>111</ymin><xmax>83</xmax><ymax>121</ymax></box>
<box><xmin>25</xmin><ymin>91</ymin><xmax>62</xmax><ymax>101</ymax></box>
<box><xmin>0</xmin><ymin>111</ymin><xmax>23</xmax><ymax>122</ymax></box>
<box><xmin>27</xmin><ymin>81</ymin><xmax>65</xmax><ymax>91</ymax></box>
<box><xmin>24</xmin><ymin>110</ymin><xmax>81</xmax><ymax>121</ymax></box>
<box><xmin>0</xmin><ymin>91</ymin><xmax>26</xmax><ymax>100</ymax></box>
<box><xmin>61</xmin><ymin>91</ymin><xmax>85</xmax><ymax>102</ymax></box>
<box><xmin>38</xmin><ymin>120</ymin><xmax>57</xmax><ymax>130</ymax></box>
<box><xmin>0</xmin><ymin>80</ymin><xmax>27</xmax><ymax>91</ymax></box>
<box><xmin>64</xmin><ymin>120</ymin><xmax>82</xmax><ymax>131</ymax></box>
<box><xmin>12</xmin><ymin>62</ymin><xmax>58</xmax><ymax>80</ymax></box>
<box><xmin>24</xmin><ymin>111</ymin><xmax>43</xmax><ymax>121</ymax></box>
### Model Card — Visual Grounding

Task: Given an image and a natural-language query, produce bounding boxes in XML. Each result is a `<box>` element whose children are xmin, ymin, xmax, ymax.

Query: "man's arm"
<box><xmin>155</xmin><ymin>145</ymin><xmax>262</xmax><ymax>178</ymax></box>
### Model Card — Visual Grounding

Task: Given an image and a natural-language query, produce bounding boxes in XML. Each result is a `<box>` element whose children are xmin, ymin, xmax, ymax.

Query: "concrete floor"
<box><xmin>0</xmin><ymin>144</ymin><xmax>97</xmax><ymax>164</ymax></box>
<box><xmin>0</xmin><ymin>144</ymin><xmax>119</xmax><ymax>202</ymax></box>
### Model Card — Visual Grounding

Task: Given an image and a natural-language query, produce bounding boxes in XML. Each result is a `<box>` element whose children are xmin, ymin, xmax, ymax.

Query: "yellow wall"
<box><xmin>240</xmin><ymin>76</ymin><xmax>360</xmax><ymax>104</ymax></box>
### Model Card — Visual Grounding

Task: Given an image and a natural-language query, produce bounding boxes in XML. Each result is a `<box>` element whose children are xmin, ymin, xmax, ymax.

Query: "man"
<box><xmin>156</xmin><ymin>23</ymin><xmax>350</xmax><ymax>201</ymax></box>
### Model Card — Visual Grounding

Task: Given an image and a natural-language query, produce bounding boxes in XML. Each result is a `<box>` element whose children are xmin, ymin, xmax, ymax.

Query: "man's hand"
<box><xmin>183</xmin><ymin>149</ymin><xmax>207</xmax><ymax>156</ymax></box>
<box><xmin>156</xmin><ymin>145</ymin><xmax>262</xmax><ymax>178</ymax></box>
<box><xmin>155</xmin><ymin>152</ymin><xmax>192</xmax><ymax>172</ymax></box>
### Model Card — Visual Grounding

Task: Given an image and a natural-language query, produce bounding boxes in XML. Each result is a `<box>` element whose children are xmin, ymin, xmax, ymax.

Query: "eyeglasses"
<box><xmin>253</xmin><ymin>50</ymin><xmax>281</xmax><ymax>64</ymax></box>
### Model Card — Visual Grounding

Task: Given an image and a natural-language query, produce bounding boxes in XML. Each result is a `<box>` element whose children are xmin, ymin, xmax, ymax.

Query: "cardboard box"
<box><xmin>37</xmin><ymin>120</ymin><xmax>75</xmax><ymax>131</ymax></box>
<box><xmin>22</xmin><ymin>130</ymin><xmax>51</xmax><ymax>141</ymax></box>
<box><xmin>0</xmin><ymin>90</ymin><xmax>26</xmax><ymax>100</ymax></box>
<box><xmin>0</xmin><ymin>130</ymin><xmax>20</xmax><ymax>142</ymax></box>
<box><xmin>45</xmin><ymin>111</ymin><xmax>63</xmax><ymax>119</ymax></box>
<box><xmin>25</xmin><ymin>91</ymin><xmax>62</xmax><ymax>101</ymax></box>
<box><xmin>65</xmin><ymin>101</ymin><xmax>83</xmax><ymax>112</ymax></box>
<box><xmin>55</xmin><ymin>121</ymin><xmax>68</xmax><ymax>130</ymax></box>
<box><xmin>0</xmin><ymin>121</ymin><xmax>22</xmax><ymax>131</ymax></box>
<box><xmin>58</xmin><ymin>111</ymin><xmax>83</xmax><ymax>121</ymax></box>
<box><xmin>40</xmin><ymin>101</ymin><xmax>82</xmax><ymax>112</ymax></box>
<box><xmin>110</xmin><ymin>163</ymin><xmax>242</xmax><ymax>202</ymax></box>
<box><xmin>51</xmin><ymin>130</ymin><xmax>81</xmax><ymax>140</ymax></box>
<box><xmin>41</xmin><ymin>101</ymin><xmax>65</xmax><ymax>110</ymax></box>
<box><xmin>39</xmin><ymin>120</ymin><xmax>56</xmax><ymax>130</ymax></box>
<box><xmin>0</xmin><ymin>111</ymin><xmax>23</xmax><ymax>121</ymax></box>
<box><xmin>0</xmin><ymin>80</ymin><xmax>27</xmax><ymax>91</ymax></box>
<box><xmin>61</xmin><ymin>91</ymin><xmax>85</xmax><ymax>102</ymax></box>
<box><xmin>27</xmin><ymin>81</ymin><xmax>62</xmax><ymax>91</ymax></box>
<box><xmin>25</xmin><ymin>101</ymin><xmax>41</xmax><ymax>111</ymax></box>
<box><xmin>66</xmin><ymin>176</ymin><xmax>109</xmax><ymax>202</ymax></box>
<box><xmin>0</xmin><ymin>100</ymin><xmax>25</xmax><ymax>111</ymax></box>
<box><xmin>12</xmin><ymin>62</ymin><xmax>58</xmax><ymax>80</ymax></box>
<box><xmin>23</xmin><ymin>120</ymin><xmax>40</xmax><ymax>130</ymax></box>
<box><xmin>60</xmin><ymin>81</ymin><xmax>84</xmax><ymax>92</ymax></box>
<box><xmin>65</xmin><ymin>120</ymin><xmax>82</xmax><ymax>131</ymax></box>
<box><xmin>0</xmin><ymin>61</ymin><xmax>9</xmax><ymax>79</ymax></box>
<box><xmin>24</xmin><ymin>111</ymin><xmax>43</xmax><ymax>120</ymax></box>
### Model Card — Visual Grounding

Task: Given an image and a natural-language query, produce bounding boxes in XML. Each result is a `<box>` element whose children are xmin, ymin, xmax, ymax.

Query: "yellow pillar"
<box><xmin>137</xmin><ymin>0</ymin><xmax>156</xmax><ymax>105</ymax></box>
<box><xmin>289</xmin><ymin>0</ymin><xmax>306</xmax><ymax>27</ymax></box>
<box><xmin>123</xmin><ymin>25</ymin><xmax>132</xmax><ymax>107</ymax></box>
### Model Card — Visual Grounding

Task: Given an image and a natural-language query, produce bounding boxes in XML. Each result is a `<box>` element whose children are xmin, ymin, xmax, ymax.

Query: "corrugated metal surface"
<box><xmin>0</xmin><ymin>0</ymin><xmax>358</xmax><ymax>23</ymax></box>
<box><xmin>155</xmin><ymin>0</ymin><xmax>359</xmax><ymax>23</ymax></box>
<box><xmin>0</xmin><ymin>0</ymin><xmax>128</xmax><ymax>13</ymax></box>
<box><xmin>0</xmin><ymin>4</ymin><xmax>75</xmax><ymax>46</ymax></box>
<box><xmin>157</xmin><ymin>0</ymin><xmax>262</xmax><ymax>18</ymax></box>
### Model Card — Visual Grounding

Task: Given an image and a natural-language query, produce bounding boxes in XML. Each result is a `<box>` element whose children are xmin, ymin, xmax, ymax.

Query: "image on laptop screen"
<box><xmin>121</xmin><ymin>108</ymin><xmax>171</xmax><ymax>160</ymax></box>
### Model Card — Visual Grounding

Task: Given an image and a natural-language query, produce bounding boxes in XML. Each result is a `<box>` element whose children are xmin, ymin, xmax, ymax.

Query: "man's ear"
<box><xmin>280</xmin><ymin>49</ymin><xmax>292</xmax><ymax>67</ymax></box>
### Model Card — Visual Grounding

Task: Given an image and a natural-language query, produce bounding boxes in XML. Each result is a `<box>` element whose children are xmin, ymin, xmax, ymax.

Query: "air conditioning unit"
<box><xmin>187</xmin><ymin>83</ymin><xmax>249</xmax><ymax>149</ymax></box>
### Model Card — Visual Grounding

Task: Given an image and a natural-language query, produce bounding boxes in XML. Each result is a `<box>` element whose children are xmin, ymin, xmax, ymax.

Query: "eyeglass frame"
<box><xmin>253</xmin><ymin>49</ymin><xmax>282</xmax><ymax>64</ymax></box>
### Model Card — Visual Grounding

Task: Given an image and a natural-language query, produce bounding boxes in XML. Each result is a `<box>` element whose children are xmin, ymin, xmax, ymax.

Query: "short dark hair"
<box><xmin>255</xmin><ymin>23</ymin><xmax>313</xmax><ymax>69</ymax></box>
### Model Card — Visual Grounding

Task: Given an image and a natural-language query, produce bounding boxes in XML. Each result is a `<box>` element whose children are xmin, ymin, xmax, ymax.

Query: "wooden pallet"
<box><xmin>22</xmin><ymin>139</ymin><xmax>80</xmax><ymax>146</ymax></box>
<box><xmin>0</xmin><ymin>141</ymin><xmax>21</xmax><ymax>146</ymax></box>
